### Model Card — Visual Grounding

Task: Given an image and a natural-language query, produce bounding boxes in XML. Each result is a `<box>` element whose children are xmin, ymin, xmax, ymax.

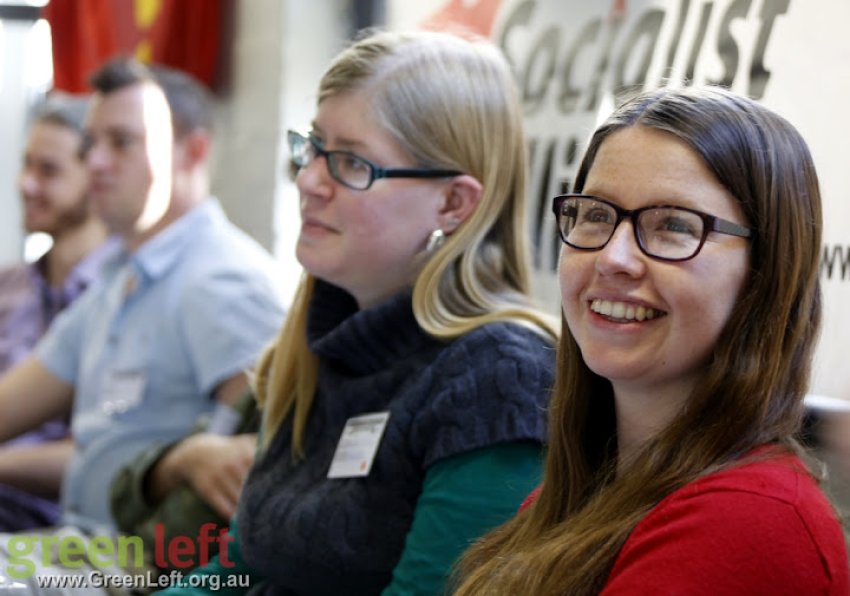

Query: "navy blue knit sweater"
<box><xmin>238</xmin><ymin>281</ymin><xmax>555</xmax><ymax>595</ymax></box>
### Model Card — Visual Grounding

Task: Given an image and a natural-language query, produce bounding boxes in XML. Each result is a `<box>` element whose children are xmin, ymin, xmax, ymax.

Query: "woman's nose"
<box><xmin>295</xmin><ymin>154</ymin><xmax>334</xmax><ymax>200</ymax></box>
<box><xmin>594</xmin><ymin>221</ymin><xmax>647</xmax><ymax>278</ymax></box>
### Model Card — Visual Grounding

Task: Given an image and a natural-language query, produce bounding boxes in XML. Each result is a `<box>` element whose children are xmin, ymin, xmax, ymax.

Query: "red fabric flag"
<box><xmin>136</xmin><ymin>0</ymin><xmax>222</xmax><ymax>88</ymax></box>
<box><xmin>419</xmin><ymin>0</ymin><xmax>504</xmax><ymax>39</ymax></box>
<box><xmin>43</xmin><ymin>0</ymin><xmax>223</xmax><ymax>94</ymax></box>
<box><xmin>43</xmin><ymin>0</ymin><xmax>117</xmax><ymax>94</ymax></box>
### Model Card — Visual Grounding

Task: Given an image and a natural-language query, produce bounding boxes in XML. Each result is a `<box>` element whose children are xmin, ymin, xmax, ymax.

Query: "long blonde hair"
<box><xmin>454</xmin><ymin>86</ymin><xmax>823</xmax><ymax>594</ymax></box>
<box><xmin>255</xmin><ymin>30</ymin><xmax>557</xmax><ymax>454</ymax></box>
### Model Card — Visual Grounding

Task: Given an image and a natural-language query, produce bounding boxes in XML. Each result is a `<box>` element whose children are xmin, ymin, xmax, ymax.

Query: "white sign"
<box><xmin>392</xmin><ymin>0</ymin><xmax>850</xmax><ymax>401</ymax></box>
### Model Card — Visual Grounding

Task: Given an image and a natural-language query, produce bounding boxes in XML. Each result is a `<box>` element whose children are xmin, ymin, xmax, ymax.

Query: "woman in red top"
<box><xmin>454</xmin><ymin>86</ymin><xmax>849</xmax><ymax>595</ymax></box>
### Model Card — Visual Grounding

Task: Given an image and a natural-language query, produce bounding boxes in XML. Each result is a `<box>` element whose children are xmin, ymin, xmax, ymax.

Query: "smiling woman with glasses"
<box><xmin>159</xmin><ymin>30</ymin><xmax>559</xmax><ymax>596</ymax></box>
<box><xmin>455</xmin><ymin>86</ymin><xmax>848</xmax><ymax>595</ymax></box>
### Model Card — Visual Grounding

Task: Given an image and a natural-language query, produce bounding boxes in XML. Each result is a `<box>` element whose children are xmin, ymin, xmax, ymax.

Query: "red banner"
<box><xmin>419</xmin><ymin>0</ymin><xmax>503</xmax><ymax>38</ymax></box>
<box><xmin>43</xmin><ymin>0</ymin><xmax>224</xmax><ymax>94</ymax></box>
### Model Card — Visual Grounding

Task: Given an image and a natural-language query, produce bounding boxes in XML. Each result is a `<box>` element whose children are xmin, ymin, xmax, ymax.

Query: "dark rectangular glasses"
<box><xmin>287</xmin><ymin>130</ymin><xmax>461</xmax><ymax>191</ymax></box>
<box><xmin>552</xmin><ymin>194</ymin><xmax>753</xmax><ymax>261</ymax></box>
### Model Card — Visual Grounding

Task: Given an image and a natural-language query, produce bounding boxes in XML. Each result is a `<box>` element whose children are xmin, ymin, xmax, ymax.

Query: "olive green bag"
<box><xmin>109</xmin><ymin>392</ymin><xmax>259</xmax><ymax>571</ymax></box>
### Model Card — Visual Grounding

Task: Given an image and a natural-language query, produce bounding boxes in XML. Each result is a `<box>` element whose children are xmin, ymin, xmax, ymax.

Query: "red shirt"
<box><xmin>526</xmin><ymin>454</ymin><xmax>850</xmax><ymax>594</ymax></box>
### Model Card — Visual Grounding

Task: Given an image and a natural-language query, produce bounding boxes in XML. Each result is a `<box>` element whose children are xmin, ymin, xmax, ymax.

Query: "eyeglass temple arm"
<box><xmin>379</xmin><ymin>168</ymin><xmax>462</xmax><ymax>179</ymax></box>
<box><xmin>712</xmin><ymin>217</ymin><xmax>753</xmax><ymax>239</ymax></box>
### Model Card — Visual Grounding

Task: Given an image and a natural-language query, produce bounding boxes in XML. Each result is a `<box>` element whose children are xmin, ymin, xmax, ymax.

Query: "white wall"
<box><xmin>0</xmin><ymin>17</ymin><xmax>52</xmax><ymax>267</ymax></box>
<box><xmin>210</xmin><ymin>0</ymin><xmax>350</xmax><ymax>305</ymax></box>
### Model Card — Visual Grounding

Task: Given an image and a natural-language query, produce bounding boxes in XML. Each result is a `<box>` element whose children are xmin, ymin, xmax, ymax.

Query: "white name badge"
<box><xmin>99</xmin><ymin>370</ymin><xmax>146</xmax><ymax>416</ymax></box>
<box><xmin>327</xmin><ymin>411</ymin><xmax>390</xmax><ymax>479</ymax></box>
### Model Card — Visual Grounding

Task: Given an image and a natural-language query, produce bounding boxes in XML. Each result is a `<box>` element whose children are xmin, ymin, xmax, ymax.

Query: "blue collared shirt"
<box><xmin>36</xmin><ymin>199</ymin><xmax>285</xmax><ymax>529</ymax></box>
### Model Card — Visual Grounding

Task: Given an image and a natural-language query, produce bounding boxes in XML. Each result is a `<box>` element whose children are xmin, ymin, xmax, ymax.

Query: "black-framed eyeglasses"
<box><xmin>286</xmin><ymin>130</ymin><xmax>462</xmax><ymax>191</ymax></box>
<box><xmin>552</xmin><ymin>194</ymin><xmax>753</xmax><ymax>262</ymax></box>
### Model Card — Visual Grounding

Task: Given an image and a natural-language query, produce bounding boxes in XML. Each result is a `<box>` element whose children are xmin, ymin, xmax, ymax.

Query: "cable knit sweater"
<box><xmin>233</xmin><ymin>282</ymin><xmax>555</xmax><ymax>595</ymax></box>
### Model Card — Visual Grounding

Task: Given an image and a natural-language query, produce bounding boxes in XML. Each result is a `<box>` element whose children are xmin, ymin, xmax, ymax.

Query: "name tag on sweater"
<box><xmin>327</xmin><ymin>412</ymin><xmax>390</xmax><ymax>479</ymax></box>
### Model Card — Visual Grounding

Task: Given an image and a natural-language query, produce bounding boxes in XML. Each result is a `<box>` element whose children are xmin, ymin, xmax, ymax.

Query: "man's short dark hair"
<box><xmin>89</xmin><ymin>57</ymin><xmax>213</xmax><ymax>138</ymax></box>
<box><xmin>32</xmin><ymin>94</ymin><xmax>90</xmax><ymax>159</ymax></box>
<box><xmin>35</xmin><ymin>94</ymin><xmax>89</xmax><ymax>134</ymax></box>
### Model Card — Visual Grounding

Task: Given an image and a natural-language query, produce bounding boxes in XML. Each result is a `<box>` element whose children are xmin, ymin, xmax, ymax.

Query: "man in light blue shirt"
<box><xmin>0</xmin><ymin>59</ymin><xmax>284</xmax><ymax>531</ymax></box>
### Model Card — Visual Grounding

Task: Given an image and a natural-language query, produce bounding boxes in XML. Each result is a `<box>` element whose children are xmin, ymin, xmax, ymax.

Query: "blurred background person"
<box><xmin>0</xmin><ymin>58</ymin><xmax>284</xmax><ymax>539</ymax></box>
<box><xmin>0</xmin><ymin>96</ymin><xmax>116</xmax><ymax>531</ymax></box>
<box><xmin>0</xmin><ymin>96</ymin><xmax>114</xmax><ymax>372</ymax></box>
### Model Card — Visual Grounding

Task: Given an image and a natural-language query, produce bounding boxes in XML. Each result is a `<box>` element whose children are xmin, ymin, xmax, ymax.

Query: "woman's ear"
<box><xmin>439</xmin><ymin>174</ymin><xmax>483</xmax><ymax>233</ymax></box>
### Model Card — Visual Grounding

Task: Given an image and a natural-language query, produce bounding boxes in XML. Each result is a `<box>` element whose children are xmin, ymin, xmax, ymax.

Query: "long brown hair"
<box><xmin>454</xmin><ymin>86</ymin><xmax>823</xmax><ymax>595</ymax></box>
<box><xmin>254</xmin><ymin>30</ymin><xmax>558</xmax><ymax>454</ymax></box>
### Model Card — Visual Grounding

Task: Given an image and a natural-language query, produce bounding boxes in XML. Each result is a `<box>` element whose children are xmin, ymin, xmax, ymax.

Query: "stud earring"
<box><xmin>426</xmin><ymin>229</ymin><xmax>446</xmax><ymax>252</ymax></box>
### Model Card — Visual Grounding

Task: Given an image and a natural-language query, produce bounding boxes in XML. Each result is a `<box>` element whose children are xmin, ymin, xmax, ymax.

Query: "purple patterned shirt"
<box><xmin>0</xmin><ymin>238</ymin><xmax>119</xmax><ymax>444</ymax></box>
<box><xmin>0</xmin><ymin>238</ymin><xmax>118</xmax><ymax>531</ymax></box>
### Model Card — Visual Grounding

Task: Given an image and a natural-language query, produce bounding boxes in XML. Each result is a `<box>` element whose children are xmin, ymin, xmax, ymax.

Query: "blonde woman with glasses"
<box><xmin>158</xmin><ymin>29</ymin><xmax>557</xmax><ymax>595</ymax></box>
